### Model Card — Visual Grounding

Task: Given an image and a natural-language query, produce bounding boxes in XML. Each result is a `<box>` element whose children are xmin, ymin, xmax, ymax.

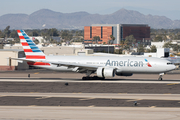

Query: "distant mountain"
<box><xmin>0</xmin><ymin>8</ymin><xmax>180</xmax><ymax>29</ymax></box>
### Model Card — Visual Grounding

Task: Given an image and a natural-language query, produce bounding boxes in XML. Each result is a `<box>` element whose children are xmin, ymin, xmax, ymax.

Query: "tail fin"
<box><xmin>17</xmin><ymin>30</ymin><xmax>46</xmax><ymax>59</ymax></box>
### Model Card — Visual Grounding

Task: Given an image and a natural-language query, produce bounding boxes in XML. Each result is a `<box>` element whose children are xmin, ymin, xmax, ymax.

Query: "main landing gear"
<box><xmin>82</xmin><ymin>70</ymin><xmax>105</xmax><ymax>80</ymax></box>
<box><xmin>82</xmin><ymin>76</ymin><xmax>105</xmax><ymax>80</ymax></box>
<box><xmin>158</xmin><ymin>73</ymin><xmax>164</xmax><ymax>81</ymax></box>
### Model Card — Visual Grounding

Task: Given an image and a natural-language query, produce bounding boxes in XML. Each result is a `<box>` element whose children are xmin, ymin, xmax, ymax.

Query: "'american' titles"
<box><xmin>105</xmin><ymin>59</ymin><xmax>143</xmax><ymax>67</ymax></box>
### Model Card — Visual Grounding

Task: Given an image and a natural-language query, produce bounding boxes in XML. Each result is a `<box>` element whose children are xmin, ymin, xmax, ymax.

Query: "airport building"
<box><xmin>0</xmin><ymin>49</ymin><xmax>29</xmax><ymax>70</ymax></box>
<box><xmin>84</xmin><ymin>24</ymin><xmax>151</xmax><ymax>44</ymax></box>
<box><xmin>85</xmin><ymin>44</ymin><xmax>115</xmax><ymax>53</ymax></box>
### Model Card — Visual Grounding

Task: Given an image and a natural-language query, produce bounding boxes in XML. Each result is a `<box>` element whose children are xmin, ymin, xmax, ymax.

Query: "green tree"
<box><xmin>114</xmin><ymin>49</ymin><xmax>122</xmax><ymax>54</ymax></box>
<box><xmin>125</xmin><ymin>35</ymin><xmax>136</xmax><ymax>45</ymax></box>
<box><xmin>43</xmin><ymin>36</ymin><xmax>51</xmax><ymax>43</ymax></box>
<box><xmin>172</xmin><ymin>44</ymin><xmax>180</xmax><ymax>52</ymax></box>
<box><xmin>75</xmin><ymin>31</ymin><xmax>83</xmax><ymax>36</ymax></box>
<box><xmin>169</xmin><ymin>33</ymin><xmax>175</xmax><ymax>40</ymax></box>
<box><xmin>14</xmin><ymin>39</ymin><xmax>20</xmax><ymax>43</ymax></box>
<box><xmin>138</xmin><ymin>44</ymin><xmax>144</xmax><ymax>52</ymax></box>
<box><xmin>110</xmin><ymin>35</ymin><xmax>115</xmax><ymax>44</ymax></box>
<box><xmin>61</xmin><ymin>31</ymin><xmax>73</xmax><ymax>41</ymax></box>
<box><xmin>162</xmin><ymin>31</ymin><xmax>168</xmax><ymax>41</ymax></box>
<box><xmin>0</xmin><ymin>30</ymin><xmax>5</xmax><ymax>38</ymax></box>
<box><xmin>10</xmin><ymin>30</ymin><xmax>18</xmax><ymax>38</ymax></box>
<box><xmin>9</xmin><ymin>40</ymin><xmax>15</xmax><ymax>46</ymax></box>
<box><xmin>92</xmin><ymin>36</ymin><xmax>100</xmax><ymax>44</ymax></box>
<box><xmin>150</xmin><ymin>45</ymin><xmax>157</xmax><ymax>52</ymax></box>
<box><xmin>34</xmin><ymin>39</ymin><xmax>39</xmax><ymax>45</ymax></box>
<box><xmin>4</xmin><ymin>26</ymin><xmax>11</xmax><ymax>38</ymax></box>
<box><xmin>163</xmin><ymin>41</ymin><xmax>172</xmax><ymax>48</ymax></box>
<box><xmin>32</xmin><ymin>31</ymin><xmax>39</xmax><ymax>36</ymax></box>
<box><xmin>120</xmin><ymin>40</ymin><xmax>125</xmax><ymax>49</ymax></box>
<box><xmin>145</xmin><ymin>49</ymin><xmax>151</xmax><ymax>53</ymax></box>
<box><xmin>174</xmin><ymin>34</ymin><xmax>180</xmax><ymax>40</ymax></box>
<box><xmin>48</xmin><ymin>28</ymin><xmax>59</xmax><ymax>36</ymax></box>
<box><xmin>162</xmin><ymin>41</ymin><xmax>179</xmax><ymax>52</ymax></box>
<box><xmin>154</xmin><ymin>35</ymin><xmax>163</xmax><ymax>42</ymax></box>
<box><xmin>124</xmin><ymin>35</ymin><xmax>136</xmax><ymax>50</ymax></box>
<box><xmin>50</xmin><ymin>38</ymin><xmax>57</xmax><ymax>44</ymax></box>
<box><xmin>72</xmin><ymin>36</ymin><xmax>84</xmax><ymax>42</ymax></box>
<box><xmin>124</xmin><ymin>40</ymin><xmax>130</xmax><ymax>50</ymax></box>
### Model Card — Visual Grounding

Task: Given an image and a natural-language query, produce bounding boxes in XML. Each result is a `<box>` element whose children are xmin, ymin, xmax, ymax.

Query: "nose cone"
<box><xmin>173</xmin><ymin>64</ymin><xmax>176</xmax><ymax>70</ymax></box>
<box><xmin>168</xmin><ymin>64</ymin><xmax>176</xmax><ymax>71</ymax></box>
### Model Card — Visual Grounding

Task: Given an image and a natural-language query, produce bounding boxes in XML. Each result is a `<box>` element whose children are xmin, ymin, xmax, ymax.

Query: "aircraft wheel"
<box><xmin>98</xmin><ymin>77</ymin><xmax>105</xmax><ymax>80</ymax></box>
<box><xmin>93</xmin><ymin>76</ymin><xmax>98</xmax><ymax>80</ymax></box>
<box><xmin>101</xmin><ymin>77</ymin><xmax>105</xmax><ymax>80</ymax></box>
<box><xmin>82</xmin><ymin>76</ymin><xmax>91</xmax><ymax>80</ymax></box>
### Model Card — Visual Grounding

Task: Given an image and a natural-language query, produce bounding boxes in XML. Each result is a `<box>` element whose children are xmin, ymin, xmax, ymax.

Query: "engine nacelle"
<box><xmin>116</xmin><ymin>72</ymin><xmax>133</xmax><ymax>76</ymax></box>
<box><xmin>97</xmin><ymin>67</ymin><xmax>116</xmax><ymax>78</ymax></box>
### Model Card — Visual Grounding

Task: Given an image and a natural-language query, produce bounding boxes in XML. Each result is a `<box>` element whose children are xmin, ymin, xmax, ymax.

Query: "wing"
<box><xmin>10</xmin><ymin>57</ymin><xmax>99</xmax><ymax>73</ymax></box>
<box><xmin>42</xmin><ymin>60</ymin><xmax>99</xmax><ymax>72</ymax></box>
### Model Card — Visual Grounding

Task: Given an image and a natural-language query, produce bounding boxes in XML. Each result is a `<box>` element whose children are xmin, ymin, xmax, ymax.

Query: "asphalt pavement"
<box><xmin>0</xmin><ymin>70</ymin><xmax>180</xmax><ymax>119</ymax></box>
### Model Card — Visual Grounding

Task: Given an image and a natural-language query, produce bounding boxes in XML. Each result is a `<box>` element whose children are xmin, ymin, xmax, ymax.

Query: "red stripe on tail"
<box><xmin>26</xmin><ymin>55</ymin><xmax>46</xmax><ymax>59</ymax></box>
<box><xmin>19</xmin><ymin>36</ymin><xmax>25</xmax><ymax>39</ymax></box>
<box><xmin>24</xmin><ymin>49</ymin><xmax>33</xmax><ymax>52</ymax></box>
<box><xmin>21</xmin><ymin>42</ymin><xmax>29</xmax><ymax>46</ymax></box>
<box><xmin>17</xmin><ymin>30</ymin><xmax>21</xmax><ymax>33</ymax></box>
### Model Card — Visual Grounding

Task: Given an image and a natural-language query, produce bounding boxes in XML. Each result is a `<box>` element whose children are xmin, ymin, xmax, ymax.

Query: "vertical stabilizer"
<box><xmin>17</xmin><ymin>30</ymin><xmax>46</xmax><ymax>59</ymax></box>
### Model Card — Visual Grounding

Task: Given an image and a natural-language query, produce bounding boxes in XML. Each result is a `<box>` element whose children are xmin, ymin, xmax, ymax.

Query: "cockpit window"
<box><xmin>167</xmin><ymin>63</ymin><xmax>173</xmax><ymax>65</ymax></box>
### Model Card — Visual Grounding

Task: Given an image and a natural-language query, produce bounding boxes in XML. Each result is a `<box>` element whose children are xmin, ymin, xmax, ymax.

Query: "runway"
<box><xmin>1</xmin><ymin>93</ymin><xmax>180</xmax><ymax>107</ymax></box>
<box><xmin>1</xmin><ymin>106</ymin><xmax>180</xmax><ymax>120</ymax></box>
<box><xmin>1</xmin><ymin>100</ymin><xmax>180</xmax><ymax>119</ymax></box>
<box><xmin>0</xmin><ymin>70</ymin><xmax>180</xmax><ymax>81</ymax></box>
<box><xmin>0</xmin><ymin>71</ymin><xmax>180</xmax><ymax>119</ymax></box>
<box><xmin>0</xmin><ymin>81</ymin><xmax>180</xmax><ymax>93</ymax></box>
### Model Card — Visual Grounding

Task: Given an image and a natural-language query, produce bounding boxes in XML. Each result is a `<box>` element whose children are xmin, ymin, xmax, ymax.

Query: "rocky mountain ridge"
<box><xmin>0</xmin><ymin>8</ymin><xmax>179</xmax><ymax>29</ymax></box>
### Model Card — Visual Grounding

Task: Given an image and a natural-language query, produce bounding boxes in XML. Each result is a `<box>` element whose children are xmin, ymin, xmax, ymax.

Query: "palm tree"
<box><xmin>110</xmin><ymin>35</ymin><xmax>115</xmax><ymax>44</ymax></box>
<box><xmin>92</xmin><ymin>36</ymin><xmax>100</xmax><ymax>44</ymax></box>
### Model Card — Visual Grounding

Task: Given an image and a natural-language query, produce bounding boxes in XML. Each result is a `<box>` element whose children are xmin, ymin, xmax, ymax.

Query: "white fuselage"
<box><xmin>33</xmin><ymin>55</ymin><xmax>176</xmax><ymax>74</ymax></box>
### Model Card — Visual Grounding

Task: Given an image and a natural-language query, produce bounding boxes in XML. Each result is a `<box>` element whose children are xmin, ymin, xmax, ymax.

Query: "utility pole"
<box><xmin>177</xmin><ymin>42</ymin><xmax>179</xmax><ymax>53</ymax></box>
<box><xmin>108</xmin><ymin>34</ymin><xmax>109</xmax><ymax>53</ymax></box>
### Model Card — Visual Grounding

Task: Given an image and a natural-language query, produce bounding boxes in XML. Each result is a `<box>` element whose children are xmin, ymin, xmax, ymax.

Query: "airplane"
<box><xmin>12</xmin><ymin>30</ymin><xmax>176</xmax><ymax>80</ymax></box>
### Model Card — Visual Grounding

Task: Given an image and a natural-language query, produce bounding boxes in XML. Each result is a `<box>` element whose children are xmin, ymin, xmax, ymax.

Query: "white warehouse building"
<box><xmin>144</xmin><ymin>48</ymin><xmax>170</xmax><ymax>58</ymax></box>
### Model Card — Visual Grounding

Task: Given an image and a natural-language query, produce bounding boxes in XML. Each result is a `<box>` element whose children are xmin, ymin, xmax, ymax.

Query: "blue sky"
<box><xmin>0</xmin><ymin>0</ymin><xmax>179</xmax><ymax>20</ymax></box>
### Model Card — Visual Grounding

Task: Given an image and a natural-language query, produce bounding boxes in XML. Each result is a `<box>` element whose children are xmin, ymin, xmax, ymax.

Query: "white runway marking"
<box><xmin>0</xmin><ymin>78</ymin><xmax>180</xmax><ymax>84</ymax></box>
<box><xmin>0</xmin><ymin>106</ymin><xmax>180</xmax><ymax>120</ymax></box>
<box><xmin>0</xmin><ymin>92</ymin><xmax>180</xmax><ymax>100</ymax></box>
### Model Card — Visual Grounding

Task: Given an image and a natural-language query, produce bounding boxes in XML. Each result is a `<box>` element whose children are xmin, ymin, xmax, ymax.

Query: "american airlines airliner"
<box><xmin>12</xmin><ymin>30</ymin><xmax>176</xmax><ymax>80</ymax></box>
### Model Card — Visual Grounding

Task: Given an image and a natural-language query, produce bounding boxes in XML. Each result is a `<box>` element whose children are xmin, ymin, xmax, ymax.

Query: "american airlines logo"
<box><xmin>105</xmin><ymin>59</ymin><xmax>143</xmax><ymax>67</ymax></box>
<box><xmin>145</xmin><ymin>59</ymin><xmax>152</xmax><ymax>67</ymax></box>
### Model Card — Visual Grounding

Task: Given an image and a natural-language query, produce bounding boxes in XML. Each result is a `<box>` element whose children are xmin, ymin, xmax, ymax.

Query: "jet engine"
<box><xmin>96</xmin><ymin>67</ymin><xmax>116</xmax><ymax>78</ymax></box>
<box><xmin>116</xmin><ymin>72</ymin><xmax>133</xmax><ymax>76</ymax></box>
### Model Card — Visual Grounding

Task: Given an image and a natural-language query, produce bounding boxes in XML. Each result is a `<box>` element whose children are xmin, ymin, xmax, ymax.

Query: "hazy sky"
<box><xmin>0</xmin><ymin>0</ymin><xmax>179</xmax><ymax>20</ymax></box>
